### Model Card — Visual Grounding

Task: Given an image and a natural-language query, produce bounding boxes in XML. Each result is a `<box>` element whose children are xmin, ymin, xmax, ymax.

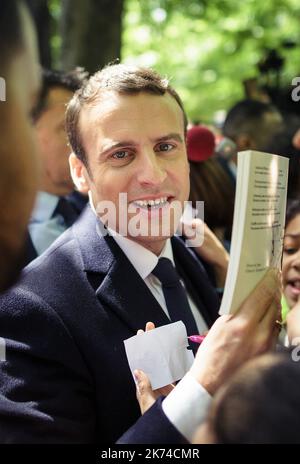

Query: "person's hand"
<box><xmin>135</xmin><ymin>322</ymin><xmax>175</xmax><ymax>414</ymax></box>
<box><xmin>287</xmin><ymin>296</ymin><xmax>300</xmax><ymax>344</ymax></box>
<box><xmin>182</xmin><ymin>218</ymin><xmax>229</xmax><ymax>287</ymax></box>
<box><xmin>189</xmin><ymin>269</ymin><xmax>281</xmax><ymax>395</ymax></box>
<box><xmin>134</xmin><ymin>369</ymin><xmax>175</xmax><ymax>415</ymax></box>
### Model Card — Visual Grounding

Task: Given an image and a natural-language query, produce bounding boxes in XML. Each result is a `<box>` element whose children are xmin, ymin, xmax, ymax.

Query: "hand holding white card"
<box><xmin>124</xmin><ymin>321</ymin><xmax>194</xmax><ymax>390</ymax></box>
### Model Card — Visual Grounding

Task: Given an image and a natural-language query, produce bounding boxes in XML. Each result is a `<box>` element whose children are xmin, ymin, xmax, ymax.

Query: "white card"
<box><xmin>124</xmin><ymin>321</ymin><xmax>194</xmax><ymax>390</ymax></box>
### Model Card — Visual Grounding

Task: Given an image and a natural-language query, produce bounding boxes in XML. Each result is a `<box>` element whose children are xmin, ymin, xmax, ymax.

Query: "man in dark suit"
<box><xmin>24</xmin><ymin>68</ymin><xmax>88</xmax><ymax>266</ymax></box>
<box><xmin>0</xmin><ymin>64</ymin><xmax>280</xmax><ymax>443</ymax></box>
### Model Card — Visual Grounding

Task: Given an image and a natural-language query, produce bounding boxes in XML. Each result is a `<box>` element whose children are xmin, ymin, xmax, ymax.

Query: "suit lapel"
<box><xmin>73</xmin><ymin>207</ymin><xmax>170</xmax><ymax>333</ymax></box>
<box><xmin>96</xmin><ymin>255</ymin><xmax>171</xmax><ymax>333</ymax></box>
<box><xmin>73</xmin><ymin>208</ymin><xmax>219</xmax><ymax>332</ymax></box>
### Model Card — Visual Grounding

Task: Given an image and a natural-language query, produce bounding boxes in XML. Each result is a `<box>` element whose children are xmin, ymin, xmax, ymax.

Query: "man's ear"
<box><xmin>69</xmin><ymin>152</ymin><xmax>90</xmax><ymax>194</ymax></box>
<box><xmin>236</xmin><ymin>134</ymin><xmax>254</xmax><ymax>151</ymax></box>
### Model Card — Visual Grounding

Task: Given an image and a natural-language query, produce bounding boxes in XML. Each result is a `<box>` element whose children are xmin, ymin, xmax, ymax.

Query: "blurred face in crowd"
<box><xmin>35</xmin><ymin>86</ymin><xmax>74</xmax><ymax>196</ymax></box>
<box><xmin>0</xmin><ymin>4</ymin><xmax>41</xmax><ymax>291</ymax></box>
<box><xmin>235</xmin><ymin>110</ymin><xmax>284</xmax><ymax>153</ymax></box>
<box><xmin>70</xmin><ymin>91</ymin><xmax>190</xmax><ymax>255</ymax></box>
<box><xmin>282</xmin><ymin>214</ymin><xmax>300</xmax><ymax>309</ymax></box>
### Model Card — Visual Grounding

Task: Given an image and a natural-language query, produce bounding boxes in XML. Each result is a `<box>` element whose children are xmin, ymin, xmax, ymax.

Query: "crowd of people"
<box><xmin>1</xmin><ymin>0</ymin><xmax>300</xmax><ymax>444</ymax></box>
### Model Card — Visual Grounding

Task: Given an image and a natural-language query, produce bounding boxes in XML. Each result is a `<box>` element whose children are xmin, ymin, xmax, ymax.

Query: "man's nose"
<box><xmin>136</xmin><ymin>150</ymin><xmax>167</xmax><ymax>187</ymax></box>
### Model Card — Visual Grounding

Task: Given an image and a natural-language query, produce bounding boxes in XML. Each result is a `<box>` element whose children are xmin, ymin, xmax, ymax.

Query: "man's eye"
<box><xmin>112</xmin><ymin>151</ymin><xmax>129</xmax><ymax>159</ymax></box>
<box><xmin>156</xmin><ymin>143</ymin><xmax>174</xmax><ymax>152</ymax></box>
<box><xmin>284</xmin><ymin>247</ymin><xmax>298</xmax><ymax>255</ymax></box>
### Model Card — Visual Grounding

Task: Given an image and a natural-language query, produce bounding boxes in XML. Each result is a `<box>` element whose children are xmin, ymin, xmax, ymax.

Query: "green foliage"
<box><xmin>49</xmin><ymin>0</ymin><xmax>62</xmax><ymax>67</ymax></box>
<box><xmin>122</xmin><ymin>0</ymin><xmax>300</xmax><ymax>122</ymax></box>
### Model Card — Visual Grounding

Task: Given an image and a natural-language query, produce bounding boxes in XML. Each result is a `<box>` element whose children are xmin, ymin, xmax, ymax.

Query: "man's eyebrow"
<box><xmin>152</xmin><ymin>133</ymin><xmax>184</xmax><ymax>143</ymax></box>
<box><xmin>98</xmin><ymin>140</ymin><xmax>136</xmax><ymax>158</ymax></box>
<box><xmin>284</xmin><ymin>233</ymin><xmax>300</xmax><ymax>238</ymax></box>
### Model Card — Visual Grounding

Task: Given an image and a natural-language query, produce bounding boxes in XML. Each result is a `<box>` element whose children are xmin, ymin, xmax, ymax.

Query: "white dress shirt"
<box><xmin>108</xmin><ymin>229</ymin><xmax>212</xmax><ymax>441</ymax></box>
<box><xmin>29</xmin><ymin>192</ymin><xmax>67</xmax><ymax>255</ymax></box>
<box><xmin>111</xmin><ymin>231</ymin><xmax>208</xmax><ymax>335</ymax></box>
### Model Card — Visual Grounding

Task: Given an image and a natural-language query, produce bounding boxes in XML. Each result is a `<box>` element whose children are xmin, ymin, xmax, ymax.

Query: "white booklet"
<box><xmin>219</xmin><ymin>150</ymin><xmax>289</xmax><ymax>315</ymax></box>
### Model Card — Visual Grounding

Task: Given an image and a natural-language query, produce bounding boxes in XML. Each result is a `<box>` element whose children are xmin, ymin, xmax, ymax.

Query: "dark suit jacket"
<box><xmin>0</xmin><ymin>206</ymin><xmax>219</xmax><ymax>443</ymax></box>
<box><xmin>23</xmin><ymin>232</ymin><xmax>38</xmax><ymax>264</ymax></box>
<box><xmin>117</xmin><ymin>397</ymin><xmax>187</xmax><ymax>444</ymax></box>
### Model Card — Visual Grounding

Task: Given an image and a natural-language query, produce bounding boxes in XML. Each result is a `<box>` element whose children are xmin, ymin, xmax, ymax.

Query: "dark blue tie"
<box><xmin>152</xmin><ymin>257</ymin><xmax>198</xmax><ymax>336</ymax></box>
<box><xmin>53</xmin><ymin>197</ymin><xmax>78</xmax><ymax>228</ymax></box>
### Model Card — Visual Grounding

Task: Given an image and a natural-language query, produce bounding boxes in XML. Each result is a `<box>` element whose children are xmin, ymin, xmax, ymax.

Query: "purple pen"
<box><xmin>188</xmin><ymin>335</ymin><xmax>206</xmax><ymax>344</ymax></box>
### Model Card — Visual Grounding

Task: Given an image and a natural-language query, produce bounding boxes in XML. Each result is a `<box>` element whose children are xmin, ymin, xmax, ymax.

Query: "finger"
<box><xmin>145</xmin><ymin>321</ymin><xmax>155</xmax><ymax>331</ymax></box>
<box><xmin>259</xmin><ymin>300</ymin><xmax>279</xmax><ymax>331</ymax></box>
<box><xmin>259</xmin><ymin>286</ymin><xmax>281</xmax><ymax>323</ymax></box>
<box><xmin>184</xmin><ymin>218</ymin><xmax>203</xmax><ymax>229</ymax></box>
<box><xmin>254</xmin><ymin>301</ymin><xmax>280</xmax><ymax>355</ymax></box>
<box><xmin>134</xmin><ymin>369</ymin><xmax>152</xmax><ymax>394</ymax></box>
<box><xmin>235</xmin><ymin>269</ymin><xmax>280</xmax><ymax>323</ymax></box>
<box><xmin>182</xmin><ymin>221</ymin><xmax>198</xmax><ymax>241</ymax></box>
<box><xmin>134</xmin><ymin>369</ymin><xmax>156</xmax><ymax>415</ymax></box>
<box><xmin>137</xmin><ymin>322</ymin><xmax>155</xmax><ymax>335</ymax></box>
<box><xmin>192</xmin><ymin>218</ymin><xmax>204</xmax><ymax>227</ymax></box>
<box><xmin>188</xmin><ymin>219</ymin><xmax>204</xmax><ymax>237</ymax></box>
<box><xmin>156</xmin><ymin>384</ymin><xmax>175</xmax><ymax>397</ymax></box>
<box><xmin>256</xmin><ymin>322</ymin><xmax>280</xmax><ymax>355</ymax></box>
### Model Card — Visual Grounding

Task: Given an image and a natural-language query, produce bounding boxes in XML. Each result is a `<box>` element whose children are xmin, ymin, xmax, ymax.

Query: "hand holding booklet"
<box><xmin>219</xmin><ymin>150</ymin><xmax>289</xmax><ymax>315</ymax></box>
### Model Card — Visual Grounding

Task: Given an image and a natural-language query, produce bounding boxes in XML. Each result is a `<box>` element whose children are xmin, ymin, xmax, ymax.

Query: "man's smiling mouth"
<box><xmin>130</xmin><ymin>196</ymin><xmax>172</xmax><ymax>210</ymax></box>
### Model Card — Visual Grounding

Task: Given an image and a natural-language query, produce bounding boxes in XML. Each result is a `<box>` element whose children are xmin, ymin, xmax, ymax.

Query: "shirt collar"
<box><xmin>110</xmin><ymin>231</ymin><xmax>175</xmax><ymax>279</ymax></box>
<box><xmin>30</xmin><ymin>191</ymin><xmax>59</xmax><ymax>223</ymax></box>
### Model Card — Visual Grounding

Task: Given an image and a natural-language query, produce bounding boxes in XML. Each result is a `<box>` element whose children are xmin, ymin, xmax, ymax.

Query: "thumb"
<box><xmin>134</xmin><ymin>369</ymin><xmax>152</xmax><ymax>394</ymax></box>
<box><xmin>134</xmin><ymin>370</ymin><xmax>156</xmax><ymax>415</ymax></box>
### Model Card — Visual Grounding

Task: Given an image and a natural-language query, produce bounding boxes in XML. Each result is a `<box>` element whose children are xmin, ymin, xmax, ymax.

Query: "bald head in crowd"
<box><xmin>0</xmin><ymin>0</ymin><xmax>41</xmax><ymax>291</ymax></box>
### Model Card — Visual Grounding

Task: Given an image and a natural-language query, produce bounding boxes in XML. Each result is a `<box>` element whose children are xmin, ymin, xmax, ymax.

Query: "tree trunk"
<box><xmin>25</xmin><ymin>0</ymin><xmax>52</xmax><ymax>68</ymax></box>
<box><xmin>60</xmin><ymin>0</ymin><xmax>124</xmax><ymax>73</ymax></box>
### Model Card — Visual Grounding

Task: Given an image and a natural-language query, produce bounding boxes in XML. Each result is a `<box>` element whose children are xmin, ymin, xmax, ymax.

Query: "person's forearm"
<box><xmin>212</xmin><ymin>251</ymin><xmax>229</xmax><ymax>288</ymax></box>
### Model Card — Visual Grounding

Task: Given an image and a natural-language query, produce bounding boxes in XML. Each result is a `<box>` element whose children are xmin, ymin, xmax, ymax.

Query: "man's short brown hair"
<box><xmin>65</xmin><ymin>63</ymin><xmax>188</xmax><ymax>166</ymax></box>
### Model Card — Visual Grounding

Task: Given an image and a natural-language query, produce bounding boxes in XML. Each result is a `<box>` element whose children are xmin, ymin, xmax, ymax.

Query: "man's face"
<box><xmin>0</xmin><ymin>4</ymin><xmax>41</xmax><ymax>291</ymax></box>
<box><xmin>73</xmin><ymin>91</ymin><xmax>190</xmax><ymax>255</ymax></box>
<box><xmin>35</xmin><ymin>86</ymin><xmax>74</xmax><ymax>196</ymax></box>
<box><xmin>282</xmin><ymin>214</ymin><xmax>300</xmax><ymax>309</ymax></box>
